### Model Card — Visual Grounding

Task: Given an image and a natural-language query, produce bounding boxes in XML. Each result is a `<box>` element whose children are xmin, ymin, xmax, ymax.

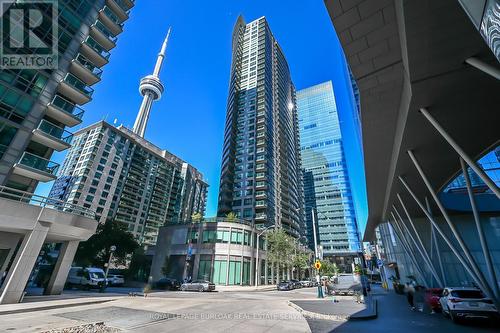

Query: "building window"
<box><xmin>197</xmin><ymin>255</ymin><xmax>212</xmax><ymax>281</ymax></box>
<box><xmin>231</xmin><ymin>230</ymin><xmax>243</xmax><ymax>244</ymax></box>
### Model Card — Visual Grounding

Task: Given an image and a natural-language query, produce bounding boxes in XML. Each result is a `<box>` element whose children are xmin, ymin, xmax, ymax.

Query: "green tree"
<box><xmin>225</xmin><ymin>212</ymin><xmax>237</xmax><ymax>221</ymax></box>
<box><xmin>191</xmin><ymin>212</ymin><xmax>203</xmax><ymax>222</ymax></box>
<box><xmin>74</xmin><ymin>220</ymin><xmax>139</xmax><ymax>268</ymax></box>
<box><xmin>320</xmin><ymin>260</ymin><xmax>340</xmax><ymax>276</ymax></box>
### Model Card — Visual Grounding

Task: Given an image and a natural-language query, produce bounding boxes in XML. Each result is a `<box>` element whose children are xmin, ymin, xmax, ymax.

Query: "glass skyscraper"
<box><xmin>217</xmin><ymin>16</ymin><xmax>304</xmax><ymax>237</ymax></box>
<box><xmin>297</xmin><ymin>81</ymin><xmax>361</xmax><ymax>268</ymax></box>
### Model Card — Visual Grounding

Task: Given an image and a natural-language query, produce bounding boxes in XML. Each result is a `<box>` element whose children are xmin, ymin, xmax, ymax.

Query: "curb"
<box><xmin>288</xmin><ymin>299</ymin><xmax>377</xmax><ymax>321</ymax></box>
<box><xmin>349</xmin><ymin>299</ymin><xmax>377</xmax><ymax>320</ymax></box>
<box><xmin>288</xmin><ymin>301</ymin><xmax>349</xmax><ymax>322</ymax></box>
<box><xmin>0</xmin><ymin>299</ymin><xmax>113</xmax><ymax>316</ymax></box>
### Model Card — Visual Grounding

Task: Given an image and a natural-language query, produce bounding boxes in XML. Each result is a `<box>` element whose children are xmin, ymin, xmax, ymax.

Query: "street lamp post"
<box><xmin>311</xmin><ymin>208</ymin><xmax>324</xmax><ymax>298</ymax></box>
<box><xmin>255</xmin><ymin>225</ymin><xmax>275</xmax><ymax>287</ymax></box>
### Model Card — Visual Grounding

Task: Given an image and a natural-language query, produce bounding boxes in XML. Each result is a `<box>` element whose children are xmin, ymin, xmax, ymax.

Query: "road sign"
<box><xmin>314</xmin><ymin>261</ymin><xmax>321</xmax><ymax>270</ymax></box>
<box><xmin>377</xmin><ymin>259</ymin><xmax>383</xmax><ymax>267</ymax></box>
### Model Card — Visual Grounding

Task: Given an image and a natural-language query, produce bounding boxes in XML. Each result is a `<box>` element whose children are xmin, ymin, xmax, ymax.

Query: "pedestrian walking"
<box><xmin>405</xmin><ymin>282</ymin><xmax>416</xmax><ymax>310</ymax></box>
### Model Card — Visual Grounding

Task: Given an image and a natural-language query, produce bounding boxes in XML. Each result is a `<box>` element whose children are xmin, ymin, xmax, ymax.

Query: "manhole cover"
<box><xmin>56</xmin><ymin>306</ymin><xmax>175</xmax><ymax>329</ymax></box>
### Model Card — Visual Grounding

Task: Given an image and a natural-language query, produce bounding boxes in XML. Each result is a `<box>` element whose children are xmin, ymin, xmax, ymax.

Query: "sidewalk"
<box><xmin>0</xmin><ymin>296</ymin><xmax>118</xmax><ymax>316</ymax></box>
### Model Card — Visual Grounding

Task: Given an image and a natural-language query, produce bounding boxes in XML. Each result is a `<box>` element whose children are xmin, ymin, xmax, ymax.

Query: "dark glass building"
<box><xmin>217</xmin><ymin>16</ymin><xmax>304</xmax><ymax>238</ymax></box>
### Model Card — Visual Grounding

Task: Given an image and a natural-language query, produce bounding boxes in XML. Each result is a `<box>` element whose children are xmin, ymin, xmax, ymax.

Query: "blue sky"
<box><xmin>36</xmin><ymin>0</ymin><xmax>369</xmax><ymax>235</ymax></box>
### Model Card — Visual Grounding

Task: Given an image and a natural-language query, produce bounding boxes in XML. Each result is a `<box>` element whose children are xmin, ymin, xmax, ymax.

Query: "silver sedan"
<box><xmin>180</xmin><ymin>280</ymin><xmax>216</xmax><ymax>292</ymax></box>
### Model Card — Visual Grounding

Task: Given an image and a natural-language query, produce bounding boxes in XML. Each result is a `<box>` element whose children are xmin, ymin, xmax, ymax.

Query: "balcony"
<box><xmin>70</xmin><ymin>53</ymin><xmax>102</xmax><ymax>86</ymax></box>
<box><xmin>31</xmin><ymin>119</ymin><xmax>72</xmax><ymax>152</ymax></box>
<box><xmin>90</xmin><ymin>20</ymin><xmax>117</xmax><ymax>51</ymax></box>
<box><xmin>106</xmin><ymin>0</ymin><xmax>132</xmax><ymax>22</ymax></box>
<box><xmin>58</xmin><ymin>73</ymin><xmax>94</xmax><ymax>105</ymax></box>
<box><xmin>80</xmin><ymin>36</ymin><xmax>110</xmax><ymax>67</ymax></box>
<box><xmin>99</xmin><ymin>6</ymin><xmax>124</xmax><ymax>35</ymax></box>
<box><xmin>46</xmin><ymin>95</ymin><xmax>84</xmax><ymax>127</ymax></box>
<box><xmin>13</xmin><ymin>152</ymin><xmax>59</xmax><ymax>182</ymax></box>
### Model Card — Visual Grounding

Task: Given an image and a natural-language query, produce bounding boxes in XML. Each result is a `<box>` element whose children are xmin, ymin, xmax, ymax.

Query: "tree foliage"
<box><xmin>191</xmin><ymin>212</ymin><xmax>203</xmax><ymax>222</ymax></box>
<box><xmin>74</xmin><ymin>220</ymin><xmax>139</xmax><ymax>268</ymax></box>
<box><xmin>225</xmin><ymin>212</ymin><xmax>237</xmax><ymax>221</ymax></box>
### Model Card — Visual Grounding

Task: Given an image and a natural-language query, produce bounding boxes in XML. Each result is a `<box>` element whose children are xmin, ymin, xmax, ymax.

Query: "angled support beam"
<box><xmin>399</xmin><ymin>174</ymin><xmax>500</xmax><ymax>309</ymax></box>
<box><xmin>465</xmin><ymin>57</ymin><xmax>500</xmax><ymax>80</ymax></box>
<box><xmin>407</xmin><ymin>150</ymin><xmax>493</xmax><ymax>296</ymax></box>
<box><xmin>460</xmin><ymin>158</ymin><xmax>500</xmax><ymax>299</ymax></box>
<box><xmin>394</xmin><ymin>198</ymin><xmax>444</xmax><ymax>287</ymax></box>
<box><xmin>426</xmin><ymin>197</ymin><xmax>447</xmax><ymax>286</ymax></box>
<box><xmin>389</xmin><ymin>212</ymin><xmax>429</xmax><ymax>287</ymax></box>
<box><xmin>419</xmin><ymin>108</ymin><xmax>500</xmax><ymax>199</ymax></box>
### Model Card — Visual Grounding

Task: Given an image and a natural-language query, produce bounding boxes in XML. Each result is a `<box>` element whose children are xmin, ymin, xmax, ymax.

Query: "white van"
<box><xmin>66</xmin><ymin>267</ymin><xmax>107</xmax><ymax>290</ymax></box>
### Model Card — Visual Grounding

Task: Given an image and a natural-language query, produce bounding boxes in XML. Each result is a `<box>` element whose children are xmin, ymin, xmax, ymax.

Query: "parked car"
<box><xmin>107</xmin><ymin>274</ymin><xmax>125</xmax><ymax>287</ymax></box>
<box><xmin>290</xmin><ymin>279</ymin><xmax>302</xmax><ymax>289</ymax></box>
<box><xmin>154</xmin><ymin>277</ymin><xmax>181</xmax><ymax>290</ymax></box>
<box><xmin>439</xmin><ymin>287</ymin><xmax>499</xmax><ymax>323</ymax></box>
<box><xmin>277</xmin><ymin>281</ymin><xmax>293</xmax><ymax>291</ymax></box>
<box><xmin>66</xmin><ymin>267</ymin><xmax>107</xmax><ymax>290</ymax></box>
<box><xmin>300</xmin><ymin>280</ymin><xmax>312</xmax><ymax>287</ymax></box>
<box><xmin>425</xmin><ymin>288</ymin><xmax>444</xmax><ymax>312</ymax></box>
<box><xmin>180</xmin><ymin>280</ymin><xmax>215</xmax><ymax>292</ymax></box>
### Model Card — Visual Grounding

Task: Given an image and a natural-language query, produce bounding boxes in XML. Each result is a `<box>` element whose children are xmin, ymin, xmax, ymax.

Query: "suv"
<box><xmin>439</xmin><ymin>287</ymin><xmax>499</xmax><ymax>322</ymax></box>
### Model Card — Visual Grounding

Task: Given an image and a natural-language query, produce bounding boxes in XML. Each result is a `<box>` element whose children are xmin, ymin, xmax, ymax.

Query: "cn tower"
<box><xmin>132</xmin><ymin>27</ymin><xmax>171</xmax><ymax>137</ymax></box>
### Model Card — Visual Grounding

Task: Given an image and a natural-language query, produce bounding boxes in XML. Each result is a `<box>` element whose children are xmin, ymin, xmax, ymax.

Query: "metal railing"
<box><xmin>17</xmin><ymin>152</ymin><xmax>60</xmax><ymax>175</ymax></box>
<box><xmin>113</xmin><ymin>0</ymin><xmax>132</xmax><ymax>12</ymax></box>
<box><xmin>83</xmin><ymin>36</ymin><xmax>111</xmax><ymax>60</ymax></box>
<box><xmin>63</xmin><ymin>73</ymin><xmax>94</xmax><ymax>97</ymax></box>
<box><xmin>37</xmin><ymin>120</ymin><xmax>73</xmax><ymax>144</ymax></box>
<box><xmin>50</xmin><ymin>95</ymin><xmax>85</xmax><ymax>119</ymax></box>
<box><xmin>0</xmin><ymin>185</ymin><xmax>96</xmax><ymax>219</ymax></box>
<box><xmin>93</xmin><ymin>21</ymin><xmax>118</xmax><ymax>42</ymax></box>
<box><xmin>74</xmin><ymin>53</ymin><xmax>103</xmax><ymax>77</ymax></box>
<box><xmin>101</xmin><ymin>6</ymin><xmax>123</xmax><ymax>26</ymax></box>
<box><xmin>188</xmin><ymin>216</ymin><xmax>255</xmax><ymax>227</ymax></box>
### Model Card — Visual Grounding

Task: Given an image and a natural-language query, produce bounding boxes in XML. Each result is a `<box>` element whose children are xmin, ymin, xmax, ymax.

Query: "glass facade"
<box><xmin>297</xmin><ymin>81</ymin><xmax>361</xmax><ymax>256</ymax></box>
<box><xmin>217</xmin><ymin>16</ymin><xmax>304</xmax><ymax>237</ymax></box>
<box><xmin>0</xmin><ymin>0</ymin><xmax>133</xmax><ymax>192</ymax></box>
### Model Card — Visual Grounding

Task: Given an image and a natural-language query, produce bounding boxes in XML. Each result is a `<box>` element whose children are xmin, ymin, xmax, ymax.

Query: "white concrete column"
<box><xmin>0</xmin><ymin>222</ymin><xmax>49</xmax><ymax>304</ymax></box>
<box><xmin>44</xmin><ymin>241</ymin><xmax>79</xmax><ymax>295</ymax></box>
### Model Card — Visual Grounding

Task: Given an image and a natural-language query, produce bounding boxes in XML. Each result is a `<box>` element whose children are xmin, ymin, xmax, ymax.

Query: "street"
<box><xmin>2</xmin><ymin>276</ymin><xmax>499</xmax><ymax>333</ymax></box>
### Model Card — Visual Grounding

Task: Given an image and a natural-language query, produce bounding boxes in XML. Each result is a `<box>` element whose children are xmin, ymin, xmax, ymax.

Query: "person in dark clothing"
<box><xmin>405</xmin><ymin>282</ymin><xmax>416</xmax><ymax>310</ymax></box>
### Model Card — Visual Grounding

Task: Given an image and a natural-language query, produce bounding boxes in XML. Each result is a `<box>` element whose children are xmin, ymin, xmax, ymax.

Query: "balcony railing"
<box><xmin>18</xmin><ymin>152</ymin><xmax>60</xmax><ymax>175</ymax></box>
<box><xmin>0</xmin><ymin>185</ymin><xmax>96</xmax><ymax>219</ymax></box>
<box><xmin>114</xmin><ymin>0</ymin><xmax>132</xmax><ymax>12</ymax></box>
<box><xmin>37</xmin><ymin>120</ymin><xmax>73</xmax><ymax>144</ymax></box>
<box><xmin>94</xmin><ymin>20</ymin><xmax>118</xmax><ymax>41</ymax></box>
<box><xmin>50</xmin><ymin>95</ymin><xmax>85</xmax><ymax>120</ymax></box>
<box><xmin>102</xmin><ymin>6</ymin><xmax>123</xmax><ymax>26</ymax></box>
<box><xmin>75</xmin><ymin>53</ymin><xmax>103</xmax><ymax>78</ymax></box>
<box><xmin>63</xmin><ymin>73</ymin><xmax>94</xmax><ymax>97</ymax></box>
<box><xmin>83</xmin><ymin>36</ymin><xmax>111</xmax><ymax>60</ymax></box>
